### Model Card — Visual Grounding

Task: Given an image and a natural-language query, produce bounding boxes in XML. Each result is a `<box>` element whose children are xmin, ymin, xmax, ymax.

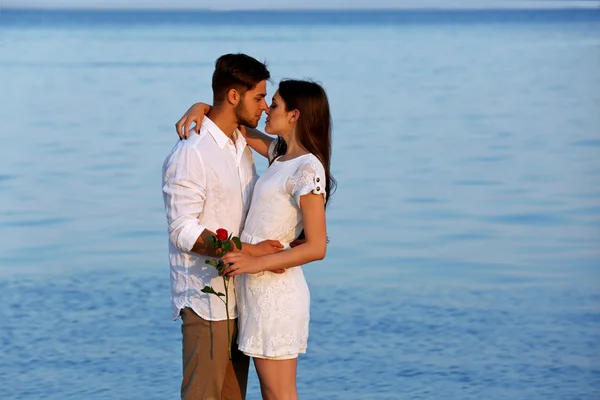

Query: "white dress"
<box><xmin>235</xmin><ymin>150</ymin><xmax>326</xmax><ymax>359</ymax></box>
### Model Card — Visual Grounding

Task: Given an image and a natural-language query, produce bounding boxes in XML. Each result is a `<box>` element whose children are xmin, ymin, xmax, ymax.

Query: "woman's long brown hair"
<box><xmin>270</xmin><ymin>79</ymin><xmax>336</xmax><ymax>207</ymax></box>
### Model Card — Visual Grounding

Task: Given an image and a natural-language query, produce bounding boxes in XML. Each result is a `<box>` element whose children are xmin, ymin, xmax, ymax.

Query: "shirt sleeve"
<box><xmin>288</xmin><ymin>158</ymin><xmax>327</xmax><ymax>208</ymax></box>
<box><xmin>162</xmin><ymin>143</ymin><xmax>207</xmax><ymax>252</ymax></box>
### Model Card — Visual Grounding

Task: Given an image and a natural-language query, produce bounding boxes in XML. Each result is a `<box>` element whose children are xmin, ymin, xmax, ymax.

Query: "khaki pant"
<box><xmin>180</xmin><ymin>308</ymin><xmax>250</xmax><ymax>400</ymax></box>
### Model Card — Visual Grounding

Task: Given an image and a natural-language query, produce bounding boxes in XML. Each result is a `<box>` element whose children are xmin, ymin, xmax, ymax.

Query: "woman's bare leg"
<box><xmin>253</xmin><ymin>357</ymin><xmax>298</xmax><ymax>400</ymax></box>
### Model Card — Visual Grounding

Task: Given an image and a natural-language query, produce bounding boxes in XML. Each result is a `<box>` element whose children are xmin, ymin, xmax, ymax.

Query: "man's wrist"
<box><xmin>229</xmin><ymin>239</ymin><xmax>242</xmax><ymax>253</ymax></box>
<box><xmin>240</xmin><ymin>242</ymin><xmax>254</xmax><ymax>256</ymax></box>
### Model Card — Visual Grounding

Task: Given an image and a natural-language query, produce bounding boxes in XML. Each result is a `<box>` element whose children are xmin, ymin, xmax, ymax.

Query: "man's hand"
<box><xmin>175</xmin><ymin>102</ymin><xmax>211</xmax><ymax>140</ymax></box>
<box><xmin>249</xmin><ymin>240</ymin><xmax>283</xmax><ymax>256</ymax></box>
<box><xmin>246</xmin><ymin>240</ymin><xmax>286</xmax><ymax>274</ymax></box>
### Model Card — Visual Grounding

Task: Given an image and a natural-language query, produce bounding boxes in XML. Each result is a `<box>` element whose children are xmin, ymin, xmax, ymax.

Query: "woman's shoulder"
<box><xmin>297</xmin><ymin>153</ymin><xmax>325</xmax><ymax>172</ymax></box>
<box><xmin>287</xmin><ymin>154</ymin><xmax>325</xmax><ymax>184</ymax></box>
<box><xmin>287</xmin><ymin>153</ymin><xmax>327</xmax><ymax>198</ymax></box>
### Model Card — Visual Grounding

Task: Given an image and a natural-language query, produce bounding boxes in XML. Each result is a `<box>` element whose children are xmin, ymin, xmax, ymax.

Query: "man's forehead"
<box><xmin>249</xmin><ymin>80</ymin><xmax>268</xmax><ymax>96</ymax></box>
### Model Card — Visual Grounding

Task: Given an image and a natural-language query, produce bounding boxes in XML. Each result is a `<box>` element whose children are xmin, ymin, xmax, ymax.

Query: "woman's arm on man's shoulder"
<box><xmin>175</xmin><ymin>102</ymin><xmax>274</xmax><ymax>159</ymax></box>
<box><xmin>239</xmin><ymin>126</ymin><xmax>275</xmax><ymax>160</ymax></box>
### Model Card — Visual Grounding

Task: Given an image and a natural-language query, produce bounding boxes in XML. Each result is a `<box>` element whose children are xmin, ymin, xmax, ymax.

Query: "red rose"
<box><xmin>216</xmin><ymin>228</ymin><xmax>228</xmax><ymax>241</ymax></box>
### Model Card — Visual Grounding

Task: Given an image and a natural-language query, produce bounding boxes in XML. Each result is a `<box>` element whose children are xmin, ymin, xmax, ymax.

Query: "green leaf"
<box><xmin>201</xmin><ymin>286</ymin><xmax>217</xmax><ymax>295</ymax></box>
<box><xmin>205</xmin><ymin>259</ymin><xmax>218</xmax><ymax>268</ymax></box>
<box><xmin>232</xmin><ymin>237</ymin><xmax>242</xmax><ymax>250</ymax></box>
<box><xmin>201</xmin><ymin>286</ymin><xmax>225</xmax><ymax>297</ymax></box>
<box><xmin>217</xmin><ymin>260</ymin><xmax>226</xmax><ymax>273</ymax></box>
<box><xmin>208</xmin><ymin>236</ymin><xmax>216</xmax><ymax>248</ymax></box>
<box><xmin>222</xmin><ymin>241</ymin><xmax>231</xmax><ymax>253</ymax></box>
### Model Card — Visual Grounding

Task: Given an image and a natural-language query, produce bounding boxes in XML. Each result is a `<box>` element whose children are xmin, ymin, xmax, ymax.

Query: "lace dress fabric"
<box><xmin>236</xmin><ymin>150</ymin><xmax>326</xmax><ymax>358</ymax></box>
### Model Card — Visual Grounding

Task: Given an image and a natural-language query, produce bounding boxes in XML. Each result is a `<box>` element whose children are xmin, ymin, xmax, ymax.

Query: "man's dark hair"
<box><xmin>212</xmin><ymin>53</ymin><xmax>270</xmax><ymax>103</ymax></box>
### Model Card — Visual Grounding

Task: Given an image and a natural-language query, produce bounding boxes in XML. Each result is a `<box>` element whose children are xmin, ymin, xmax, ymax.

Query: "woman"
<box><xmin>177</xmin><ymin>79</ymin><xmax>335</xmax><ymax>400</ymax></box>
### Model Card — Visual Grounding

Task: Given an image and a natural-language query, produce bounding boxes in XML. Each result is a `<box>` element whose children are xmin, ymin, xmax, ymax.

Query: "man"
<box><xmin>162</xmin><ymin>53</ymin><xmax>282</xmax><ymax>400</ymax></box>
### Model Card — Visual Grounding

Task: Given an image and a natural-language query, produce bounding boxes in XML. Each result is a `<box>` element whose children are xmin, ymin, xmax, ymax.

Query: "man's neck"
<box><xmin>207</xmin><ymin>107</ymin><xmax>238</xmax><ymax>141</ymax></box>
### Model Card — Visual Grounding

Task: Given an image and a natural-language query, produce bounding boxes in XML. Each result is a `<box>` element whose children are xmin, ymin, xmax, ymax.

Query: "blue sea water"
<box><xmin>0</xmin><ymin>9</ymin><xmax>599</xmax><ymax>400</ymax></box>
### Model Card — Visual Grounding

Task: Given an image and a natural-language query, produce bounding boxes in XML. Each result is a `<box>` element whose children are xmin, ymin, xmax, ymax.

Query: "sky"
<box><xmin>3</xmin><ymin>0</ymin><xmax>600</xmax><ymax>10</ymax></box>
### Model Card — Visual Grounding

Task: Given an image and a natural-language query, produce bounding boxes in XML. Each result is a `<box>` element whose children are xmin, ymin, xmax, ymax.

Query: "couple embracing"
<box><xmin>161</xmin><ymin>53</ymin><xmax>335</xmax><ymax>400</ymax></box>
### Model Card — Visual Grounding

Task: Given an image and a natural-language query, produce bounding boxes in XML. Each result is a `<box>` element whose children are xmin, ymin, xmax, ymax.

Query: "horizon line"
<box><xmin>2</xmin><ymin>6</ymin><xmax>600</xmax><ymax>12</ymax></box>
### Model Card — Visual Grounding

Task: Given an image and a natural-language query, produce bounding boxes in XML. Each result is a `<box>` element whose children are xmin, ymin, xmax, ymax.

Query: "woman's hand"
<box><xmin>175</xmin><ymin>102</ymin><xmax>211</xmax><ymax>139</ymax></box>
<box><xmin>221</xmin><ymin>253</ymin><xmax>265</xmax><ymax>277</ymax></box>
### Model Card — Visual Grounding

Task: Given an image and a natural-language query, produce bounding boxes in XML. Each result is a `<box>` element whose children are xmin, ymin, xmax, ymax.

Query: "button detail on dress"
<box><xmin>316</xmin><ymin>177</ymin><xmax>320</xmax><ymax>182</ymax></box>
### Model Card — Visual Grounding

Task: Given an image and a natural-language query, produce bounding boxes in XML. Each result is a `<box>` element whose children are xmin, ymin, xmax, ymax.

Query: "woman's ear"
<box><xmin>289</xmin><ymin>109</ymin><xmax>300</xmax><ymax>124</ymax></box>
<box><xmin>227</xmin><ymin>88</ymin><xmax>239</xmax><ymax>105</ymax></box>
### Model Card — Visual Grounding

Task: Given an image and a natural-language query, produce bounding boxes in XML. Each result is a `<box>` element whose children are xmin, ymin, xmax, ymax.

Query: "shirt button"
<box><xmin>316</xmin><ymin>187</ymin><xmax>321</xmax><ymax>191</ymax></box>
<box><xmin>316</xmin><ymin>177</ymin><xmax>321</xmax><ymax>182</ymax></box>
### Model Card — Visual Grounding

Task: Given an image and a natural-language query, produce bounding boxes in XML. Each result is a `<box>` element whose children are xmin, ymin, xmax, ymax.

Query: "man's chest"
<box><xmin>203</xmin><ymin>149</ymin><xmax>255</xmax><ymax>197</ymax></box>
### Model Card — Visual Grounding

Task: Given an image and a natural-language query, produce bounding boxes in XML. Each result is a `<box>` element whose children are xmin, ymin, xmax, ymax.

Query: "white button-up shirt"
<box><xmin>162</xmin><ymin>116</ymin><xmax>257</xmax><ymax>321</ymax></box>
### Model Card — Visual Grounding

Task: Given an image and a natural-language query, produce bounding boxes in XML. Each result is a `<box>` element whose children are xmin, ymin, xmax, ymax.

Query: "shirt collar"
<box><xmin>202</xmin><ymin>116</ymin><xmax>247</xmax><ymax>150</ymax></box>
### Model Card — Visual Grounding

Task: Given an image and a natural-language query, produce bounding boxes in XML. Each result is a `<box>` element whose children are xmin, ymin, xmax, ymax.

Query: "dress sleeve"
<box><xmin>288</xmin><ymin>158</ymin><xmax>327</xmax><ymax>208</ymax></box>
<box><xmin>267</xmin><ymin>137</ymin><xmax>278</xmax><ymax>163</ymax></box>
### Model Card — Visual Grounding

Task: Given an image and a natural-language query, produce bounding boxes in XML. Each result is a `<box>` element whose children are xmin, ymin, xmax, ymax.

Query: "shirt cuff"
<box><xmin>176</xmin><ymin>222</ymin><xmax>207</xmax><ymax>252</ymax></box>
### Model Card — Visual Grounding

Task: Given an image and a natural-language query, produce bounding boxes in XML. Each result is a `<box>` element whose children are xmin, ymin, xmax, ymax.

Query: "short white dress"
<box><xmin>235</xmin><ymin>150</ymin><xmax>326</xmax><ymax>359</ymax></box>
